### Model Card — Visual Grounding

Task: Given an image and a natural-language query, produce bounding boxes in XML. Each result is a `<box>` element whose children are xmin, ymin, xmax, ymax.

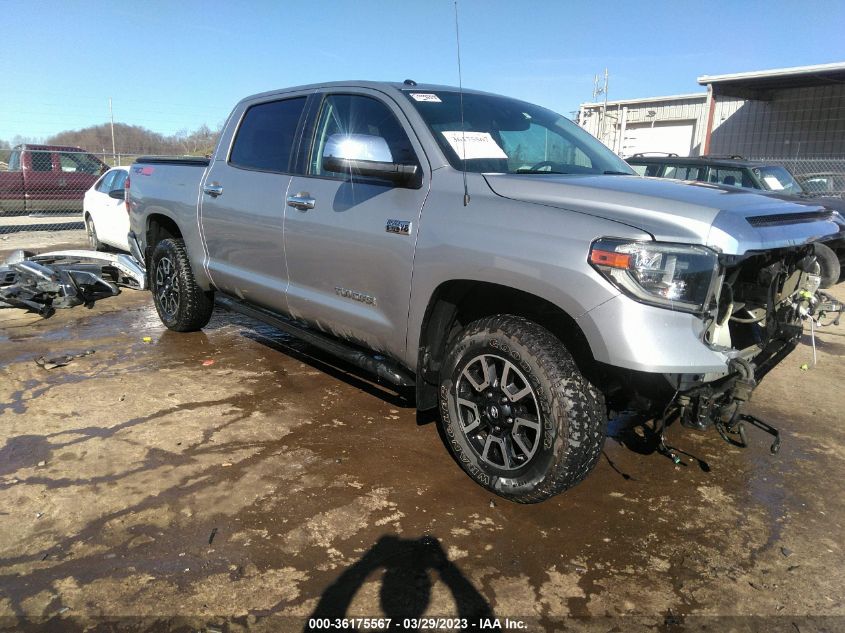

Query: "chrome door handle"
<box><xmin>287</xmin><ymin>193</ymin><xmax>316</xmax><ymax>211</ymax></box>
<box><xmin>203</xmin><ymin>183</ymin><xmax>223</xmax><ymax>197</ymax></box>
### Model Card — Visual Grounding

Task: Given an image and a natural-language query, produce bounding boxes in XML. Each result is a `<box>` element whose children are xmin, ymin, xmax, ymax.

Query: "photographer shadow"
<box><xmin>305</xmin><ymin>535</ymin><xmax>498</xmax><ymax>632</ymax></box>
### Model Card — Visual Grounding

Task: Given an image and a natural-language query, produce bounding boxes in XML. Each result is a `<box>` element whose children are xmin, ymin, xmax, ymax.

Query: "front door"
<box><xmin>284</xmin><ymin>91</ymin><xmax>429</xmax><ymax>358</ymax></box>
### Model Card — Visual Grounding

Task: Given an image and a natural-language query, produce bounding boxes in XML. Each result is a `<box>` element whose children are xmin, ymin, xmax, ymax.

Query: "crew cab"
<box><xmin>128</xmin><ymin>81</ymin><xmax>843</xmax><ymax>503</ymax></box>
<box><xmin>0</xmin><ymin>144</ymin><xmax>108</xmax><ymax>215</ymax></box>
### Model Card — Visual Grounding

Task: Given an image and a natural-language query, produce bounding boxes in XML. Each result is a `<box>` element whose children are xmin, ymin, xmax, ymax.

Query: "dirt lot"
<box><xmin>1</xmin><ymin>237</ymin><xmax>844</xmax><ymax>632</ymax></box>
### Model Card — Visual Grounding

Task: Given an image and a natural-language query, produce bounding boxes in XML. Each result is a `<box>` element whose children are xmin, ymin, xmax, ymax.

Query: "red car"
<box><xmin>0</xmin><ymin>144</ymin><xmax>108</xmax><ymax>215</ymax></box>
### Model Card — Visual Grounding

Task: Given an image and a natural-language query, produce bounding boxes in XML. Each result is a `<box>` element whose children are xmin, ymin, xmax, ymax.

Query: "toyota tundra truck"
<box><xmin>127</xmin><ymin>81</ymin><xmax>844</xmax><ymax>503</ymax></box>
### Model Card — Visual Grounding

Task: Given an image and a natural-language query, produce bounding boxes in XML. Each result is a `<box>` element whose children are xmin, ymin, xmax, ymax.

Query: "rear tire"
<box><xmin>438</xmin><ymin>315</ymin><xmax>606</xmax><ymax>503</ymax></box>
<box><xmin>815</xmin><ymin>243</ymin><xmax>841</xmax><ymax>288</ymax></box>
<box><xmin>150</xmin><ymin>238</ymin><xmax>214</xmax><ymax>332</ymax></box>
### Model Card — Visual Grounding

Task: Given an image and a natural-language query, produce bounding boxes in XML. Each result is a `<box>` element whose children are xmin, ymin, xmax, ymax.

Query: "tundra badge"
<box><xmin>335</xmin><ymin>287</ymin><xmax>377</xmax><ymax>306</ymax></box>
<box><xmin>386</xmin><ymin>219</ymin><xmax>412</xmax><ymax>235</ymax></box>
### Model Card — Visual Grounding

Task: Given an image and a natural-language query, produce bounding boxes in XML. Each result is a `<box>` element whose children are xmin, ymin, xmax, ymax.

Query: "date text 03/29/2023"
<box><xmin>306</xmin><ymin>617</ymin><xmax>528</xmax><ymax>630</ymax></box>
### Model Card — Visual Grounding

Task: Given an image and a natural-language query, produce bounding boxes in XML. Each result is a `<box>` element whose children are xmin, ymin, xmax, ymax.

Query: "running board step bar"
<box><xmin>215</xmin><ymin>295</ymin><xmax>415</xmax><ymax>388</ymax></box>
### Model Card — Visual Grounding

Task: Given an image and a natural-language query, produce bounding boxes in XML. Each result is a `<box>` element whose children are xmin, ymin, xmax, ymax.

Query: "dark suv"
<box><xmin>626</xmin><ymin>154</ymin><xmax>844</xmax><ymax>286</ymax></box>
<box><xmin>626</xmin><ymin>154</ymin><xmax>811</xmax><ymax>193</ymax></box>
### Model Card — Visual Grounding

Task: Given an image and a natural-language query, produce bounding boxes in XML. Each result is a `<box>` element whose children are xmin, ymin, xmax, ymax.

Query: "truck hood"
<box><xmin>483</xmin><ymin>173</ymin><xmax>844</xmax><ymax>255</ymax></box>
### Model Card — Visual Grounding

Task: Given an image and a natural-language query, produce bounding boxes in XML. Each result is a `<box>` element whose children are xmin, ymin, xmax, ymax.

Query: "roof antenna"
<box><xmin>454</xmin><ymin>0</ymin><xmax>470</xmax><ymax>206</ymax></box>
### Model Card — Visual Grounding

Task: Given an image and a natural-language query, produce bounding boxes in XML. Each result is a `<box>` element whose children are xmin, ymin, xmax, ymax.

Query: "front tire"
<box><xmin>150</xmin><ymin>238</ymin><xmax>214</xmax><ymax>332</ymax></box>
<box><xmin>85</xmin><ymin>215</ymin><xmax>103</xmax><ymax>251</ymax></box>
<box><xmin>815</xmin><ymin>242</ymin><xmax>841</xmax><ymax>288</ymax></box>
<box><xmin>439</xmin><ymin>315</ymin><xmax>606</xmax><ymax>503</ymax></box>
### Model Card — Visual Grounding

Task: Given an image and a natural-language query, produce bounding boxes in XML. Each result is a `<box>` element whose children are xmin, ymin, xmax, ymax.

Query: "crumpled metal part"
<box><xmin>0</xmin><ymin>249</ymin><xmax>146</xmax><ymax>318</ymax></box>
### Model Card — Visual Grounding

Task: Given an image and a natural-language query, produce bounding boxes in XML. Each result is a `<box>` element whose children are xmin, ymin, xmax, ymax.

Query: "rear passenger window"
<box><xmin>663</xmin><ymin>165</ymin><xmax>702</xmax><ymax>181</ymax></box>
<box><xmin>708</xmin><ymin>168</ymin><xmax>747</xmax><ymax>188</ymax></box>
<box><xmin>30</xmin><ymin>151</ymin><xmax>53</xmax><ymax>172</ymax></box>
<box><xmin>230</xmin><ymin>97</ymin><xmax>307</xmax><ymax>173</ymax></box>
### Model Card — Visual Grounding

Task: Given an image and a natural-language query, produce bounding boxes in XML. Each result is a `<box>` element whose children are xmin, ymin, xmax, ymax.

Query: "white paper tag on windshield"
<box><xmin>763</xmin><ymin>175</ymin><xmax>785</xmax><ymax>190</ymax></box>
<box><xmin>441</xmin><ymin>131</ymin><xmax>508</xmax><ymax>160</ymax></box>
<box><xmin>410</xmin><ymin>93</ymin><xmax>442</xmax><ymax>103</ymax></box>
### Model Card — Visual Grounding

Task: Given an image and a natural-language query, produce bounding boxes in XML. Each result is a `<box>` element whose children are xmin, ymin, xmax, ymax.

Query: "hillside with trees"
<box><xmin>0</xmin><ymin>122</ymin><xmax>221</xmax><ymax>158</ymax></box>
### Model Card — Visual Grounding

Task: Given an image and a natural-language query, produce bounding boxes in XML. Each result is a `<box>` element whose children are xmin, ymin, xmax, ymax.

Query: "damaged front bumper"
<box><xmin>0</xmin><ymin>249</ymin><xmax>146</xmax><ymax>318</ymax></box>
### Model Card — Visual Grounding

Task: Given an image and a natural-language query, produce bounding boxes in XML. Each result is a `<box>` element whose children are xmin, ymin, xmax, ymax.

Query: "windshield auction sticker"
<box><xmin>410</xmin><ymin>93</ymin><xmax>442</xmax><ymax>102</ymax></box>
<box><xmin>441</xmin><ymin>131</ymin><xmax>508</xmax><ymax>160</ymax></box>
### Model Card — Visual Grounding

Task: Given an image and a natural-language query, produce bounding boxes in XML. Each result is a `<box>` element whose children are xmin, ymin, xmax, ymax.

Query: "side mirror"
<box><xmin>322</xmin><ymin>134</ymin><xmax>418</xmax><ymax>185</ymax></box>
<box><xmin>108</xmin><ymin>188</ymin><xmax>125</xmax><ymax>200</ymax></box>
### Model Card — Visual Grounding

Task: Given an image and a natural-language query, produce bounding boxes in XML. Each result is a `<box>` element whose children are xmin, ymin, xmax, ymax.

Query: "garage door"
<box><xmin>622</xmin><ymin>120</ymin><xmax>695</xmax><ymax>157</ymax></box>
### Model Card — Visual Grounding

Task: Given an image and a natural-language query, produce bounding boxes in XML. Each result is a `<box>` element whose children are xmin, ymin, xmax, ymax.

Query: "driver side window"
<box><xmin>309</xmin><ymin>94</ymin><xmax>417</xmax><ymax>178</ymax></box>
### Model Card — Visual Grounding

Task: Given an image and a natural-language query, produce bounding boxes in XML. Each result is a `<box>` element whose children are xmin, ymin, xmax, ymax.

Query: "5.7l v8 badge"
<box><xmin>386</xmin><ymin>219</ymin><xmax>412</xmax><ymax>235</ymax></box>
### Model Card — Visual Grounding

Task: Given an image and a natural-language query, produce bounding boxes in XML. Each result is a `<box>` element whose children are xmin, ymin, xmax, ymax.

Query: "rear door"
<box><xmin>200</xmin><ymin>93</ymin><xmax>309</xmax><ymax>313</ymax></box>
<box><xmin>23</xmin><ymin>149</ymin><xmax>62</xmax><ymax>212</ymax></box>
<box><xmin>283</xmin><ymin>90</ymin><xmax>429</xmax><ymax>357</ymax></box>
<box><xmin>56</xmin><ymin>151</ymin><xmax>105</xmax><ymax>211</ymax></box>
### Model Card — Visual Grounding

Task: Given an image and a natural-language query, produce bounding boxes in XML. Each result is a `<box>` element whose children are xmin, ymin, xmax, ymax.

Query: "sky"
<box><xmin>2</xmin><ymin>0</ymin><xmax>845</xmax><ymax>148</ymax></box>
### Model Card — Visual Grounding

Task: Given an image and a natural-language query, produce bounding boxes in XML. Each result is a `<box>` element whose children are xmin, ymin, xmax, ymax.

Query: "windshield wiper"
<box><xmin>603</xmin><ymin>170</ymin><xmax>633</xmax><ymax>175</ymax></box>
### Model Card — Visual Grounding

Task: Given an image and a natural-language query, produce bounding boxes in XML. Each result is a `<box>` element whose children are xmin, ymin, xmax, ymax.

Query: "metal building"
<box><xmin>578</xmin><ymin>93</ymin><xmax>707</xmax><ymax>157</ymax></box>
<box><xmin>578</xmin><ymin>61</ymin><xmax>845</xmax><ymax>160</ymax></box>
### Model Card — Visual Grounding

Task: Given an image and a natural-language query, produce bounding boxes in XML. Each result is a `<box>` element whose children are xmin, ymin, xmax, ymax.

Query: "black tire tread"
<box><xmin>815</xmin><ymin>242</ymin><xmax>841</xmax><ymax>288</ymax></box>
<box><xmin>151</xmin><ymin>238</ymin><xmax>214</xmax><ymax>332</ymax></box>
<box><xmin>444</xmin><ymin>314</ymin><xmax>606</xmax><ymax>503</ymax></box>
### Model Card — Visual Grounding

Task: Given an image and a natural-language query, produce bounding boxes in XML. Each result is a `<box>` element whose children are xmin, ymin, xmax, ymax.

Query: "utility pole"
<box><xmin>109</xmin><ymin>97</ymin><xmax>116</xmax><ymax>164</ymax></box>
<box><xmin>595</xmin><ymin>69</ymin><xmax>609</xmax><ymax>144</ymax></box>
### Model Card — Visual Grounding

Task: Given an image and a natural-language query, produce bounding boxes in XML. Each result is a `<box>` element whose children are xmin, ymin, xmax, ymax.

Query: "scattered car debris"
<box><xmin>35</xmin><ymin>349</ymin><xmax>95</xmax><ymax>370</ymax></box>
<box><xmin>0</xmin><ymin>249</ymin><xmax>146</xmax><ymax>317</ymax></box>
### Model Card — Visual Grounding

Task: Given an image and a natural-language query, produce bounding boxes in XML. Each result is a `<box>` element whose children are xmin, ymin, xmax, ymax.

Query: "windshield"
<box><xmin>403</xmin><ymin>90</ymin><xmax>634</xmax><ymax>176</ymax></box>
<box><xmin>753</xmin><ymin>166</ymin><xmax>804</xmax><ymax>195</ymax></box>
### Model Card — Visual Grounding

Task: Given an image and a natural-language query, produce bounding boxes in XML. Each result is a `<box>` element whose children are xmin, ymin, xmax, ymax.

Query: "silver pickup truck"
<box><xmin>128</xmin><ymin>80</ymin><xmax>843</xmax><ymax>503</ymax></box>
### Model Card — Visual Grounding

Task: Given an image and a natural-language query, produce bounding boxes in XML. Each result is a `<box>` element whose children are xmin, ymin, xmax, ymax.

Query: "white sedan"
<box><xmin>82</xmin><ymin>166</ymin><xmax>130</xmax><ymax>251</ymax></box>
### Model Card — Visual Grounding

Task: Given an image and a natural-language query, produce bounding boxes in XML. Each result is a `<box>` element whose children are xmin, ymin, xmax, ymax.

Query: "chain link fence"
<box><xmin>0</xmin><ymin>147</ymin><xmax>152</xmax><ymax>254</ymax></box>
<box><xmin>748</xmin><ymin>156</ymin><xmax>845</xmax><ymax>197</ymax></box>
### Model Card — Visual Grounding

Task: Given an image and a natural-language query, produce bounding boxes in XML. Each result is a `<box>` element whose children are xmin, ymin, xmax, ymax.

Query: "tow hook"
<box><xmin>713</xmin><ymin>358</ymin><xmax>782</xmax><ymax>455</ymax></box>
<box><xmin>716</xmin><ymin>413</ymin><xmax>782</xmax><ymax>455</ymax></box>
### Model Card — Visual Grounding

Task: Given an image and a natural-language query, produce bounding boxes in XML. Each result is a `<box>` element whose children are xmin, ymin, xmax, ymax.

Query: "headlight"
<box><xmin>589</xmin><ymin>238</ymin><xmax>720</xmax><ymax>313</ymax></box>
